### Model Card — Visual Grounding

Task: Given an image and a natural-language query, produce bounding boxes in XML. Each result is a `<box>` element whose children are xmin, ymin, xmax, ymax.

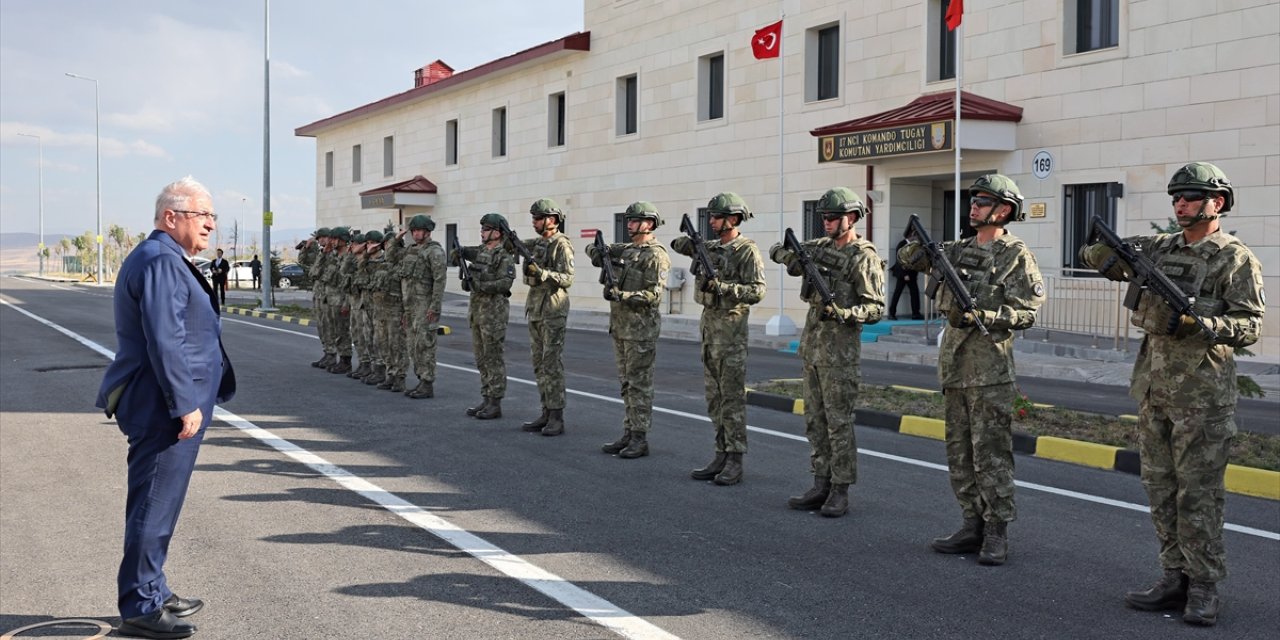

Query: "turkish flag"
<box><xmin>945</xmin><ymin>0</ymin><xmax>964</xmax><ymax>31</ymax></box>
<box><xmin>752</xmin><ymin>20</ymin><xmax>782</xmax><ymax>59</ymax></box>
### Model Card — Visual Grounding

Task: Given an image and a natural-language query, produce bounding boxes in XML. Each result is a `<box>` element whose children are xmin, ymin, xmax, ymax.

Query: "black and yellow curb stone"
<box><xmin>744</xmin><ymin>386</ymin><xmax>1280</xmax><ymax>501</ymax></box>
<box><xmin>225</xmin><ymin>306</ymin><xmax>451</xmax><ymax>334</ymax></box>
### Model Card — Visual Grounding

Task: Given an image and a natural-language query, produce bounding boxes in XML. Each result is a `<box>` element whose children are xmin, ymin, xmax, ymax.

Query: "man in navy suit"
<box><xmin>209</xmin><ymin>248</ymin><xmax>229</xmax><ymax>306</ymax></box>
<box><xmin>96</xmin><ymin>176</ymin><xmax>236</xmax><ymax>639</ymax></box>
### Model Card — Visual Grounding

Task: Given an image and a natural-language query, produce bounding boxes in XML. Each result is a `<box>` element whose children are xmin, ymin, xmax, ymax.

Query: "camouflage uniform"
<box><xmin>325</xmin><ymin>245</ymin><xmax>354</xmax><ymax>366</ymax></box>
<box><xmin>351</xmin><ymin>246</ymin><xmax>379</xmax><ymax>377</ymax></box>
<box><xmin>671</xmin><ymin>232</ymin><xmax>766</xmax><ymax>454</ymax></box>
<box><xmin>298</xmin><ymin>237</ymin><xmax>327</xmax><ymax>366</ymax></box>
<box><xmin>375</xmin><ymin>236</ymin><xmax>408</xmax><ymax>390</ymax></box>
<box><xmin>522</xmin><ymin>231</ymin><xmax>575</xmax><ymax>411</ymax></box>
<box><xmin>589</xmin><ymin>237</ymin><xmax>671</xmax><ymax>435</ymax></box>
<box><xmin>306</xmin><ymin>242</ymin><xmax>332</xmax><ymax>359</ymax></box>
<box><xmin>460</xmin><ymin>242</ymin><xmax>515</xmax><ymax>402</ymax></box>
<box><xmin>399</xmin><ymin>235</ymin><xmax>446</xmax><ymax>390</ymax></box>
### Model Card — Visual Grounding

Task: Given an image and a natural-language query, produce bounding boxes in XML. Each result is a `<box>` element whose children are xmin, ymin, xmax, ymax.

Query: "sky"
<box><xmin>0</xmin><ymin>0</ymin><xmax>584</xmax><ymax>247</ymax></box>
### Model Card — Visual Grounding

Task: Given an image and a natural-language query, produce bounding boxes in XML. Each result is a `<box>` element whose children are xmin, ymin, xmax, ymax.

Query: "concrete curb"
<box><xmin>224</xmin><ymin>306</ymin><xmax>452</xmax><ymax>335</ymax></box>
<box><xmin>744</xmin><ymin>388</ymin><xmax>1280</xmax><ymax>501</ymax></box>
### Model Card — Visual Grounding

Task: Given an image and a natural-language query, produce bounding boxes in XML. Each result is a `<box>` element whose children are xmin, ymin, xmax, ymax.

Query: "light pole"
<box><xmin>16</xmin><ymin>133</ymin><xmax>44</xmax><ymax>276</ymax></box>
<box><xmin>65</xmin><ymin>72</ymin><xmax>103</xmax><ymax>283</ymax></box>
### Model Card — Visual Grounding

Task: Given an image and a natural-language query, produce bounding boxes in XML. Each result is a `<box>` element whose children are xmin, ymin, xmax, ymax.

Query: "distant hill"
<box><xmin>0</xmin><ymin>232</ymin><xmax>72</xmax><ymax>249</ymax></box>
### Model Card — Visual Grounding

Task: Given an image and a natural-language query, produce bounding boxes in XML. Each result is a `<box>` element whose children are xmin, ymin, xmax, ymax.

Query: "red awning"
<box><xmin>810</xmin><ymin>90</ymin><xmax>1022</xmax><ymax>137</ymax></box>
<box><xmin>359</xmin><ymin>175</ymin><xmax>438</xmax><ymax>197</ymax></box>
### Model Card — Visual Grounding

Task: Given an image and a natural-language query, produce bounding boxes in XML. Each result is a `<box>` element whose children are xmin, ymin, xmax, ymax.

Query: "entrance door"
<box><xmin>942</xmin><ymin>190</ymin><xmax>977</xmax><ymax>242</ymax></box>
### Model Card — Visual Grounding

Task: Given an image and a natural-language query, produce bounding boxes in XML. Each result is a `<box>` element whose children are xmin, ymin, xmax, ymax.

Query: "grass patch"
<box><xmin>751</xmin><ymin>379</ymin><xmax>1280</xmax><ymax>472</ymax></box>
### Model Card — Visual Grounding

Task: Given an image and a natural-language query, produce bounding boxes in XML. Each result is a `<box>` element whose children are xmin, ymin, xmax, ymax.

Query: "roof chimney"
<box><xmin>414</xmin><ymin>60</ymin><xmax>454</xmax><ymax>88</ymax></box>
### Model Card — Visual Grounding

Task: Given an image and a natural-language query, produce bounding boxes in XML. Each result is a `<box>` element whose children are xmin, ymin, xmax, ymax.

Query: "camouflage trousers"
<box><xmin>405</xmin><ymin>302</ymin><xmax>438</xmax><ymax>383</ymax></box>
<box><xmin>943</xmin><ymin>383</ymin><xmax>1016</xmax><ymax>524</ymax></box>
<box><xmin>469</xmin><ymin>302</ymin><xmax>508</xmax><ymax>399</ymax></box>
<box><xmin>351</xmin><ymin>304</ymin><xmax>374</xmax><ymax>364</ymax></box>
<box><xmin>613</xmin><ymin>337</ymin><xmax>657</xmax><ymax>433</ymax></box>
<box><xmin>702</xmin><ymin>340</ymin><xmax>748</xmax><ymax>454</ymax></box>
<box><xmin>313</xmin><ymin>288</ymin><xmax>330</xmax><ymax>355</ymax></box>
<box><xmin>803</xmin><ymin>363</ymin><xmax>859</xmax><ymax>485</ymax></box>
<box><xmin>376</xmin><ymin>301</ymin><xmax>406</xmax><ymax>377</ymax></box>
<box><xmin>323</xmin><ymin>294</ymin><xmax>351</xmax><ymax>358</ymax></box>
<box><xmin>528</xmin><ymin>316</ymin><xmax>566</xmax><ymax>410</ymax></box>
<box><xmin>1138</xmin><ymin>399</ymin><xmax>1233</xmax><ymax>583</ymax></box>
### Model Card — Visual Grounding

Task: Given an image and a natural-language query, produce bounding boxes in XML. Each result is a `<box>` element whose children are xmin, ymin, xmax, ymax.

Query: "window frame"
<box><xmin>616</xmin><ymin>74</ymin><xmax>639</xmax><ymax>136</ymax></box>
<box><xmin>548</xmin><ymin>91</ymin><xmax>567</xmax><ymax>148</ymax></box>
<box><xmin>1063</xmin><ymin>182</ymin><xmax>1123</xmax><ymax>275</ymax></box>
<box><xmin>805</xmin><ymin>23</ymin><xmax>841</xmax><ymax>103</ymax></box>
<box><xmin>383</xmin><ymin>135</ymin><xmax>394</xmax><ymax>178</ymax></box>
<box><xmin>324</xmin><ymin>151</ymin><xmax>333</xmax><ymax>188</ymax></box>
<box><xmin>698</xmin><ymin>51</ymin><xmax>726</xmax><ymax>122</ymax></box>
<box><xmin>351</xmin><ymin>144</ymin><xmax>362</xmax><ymax>183</ymax></box>
<box><xmin>445</xmin><ymin>119</ymin><xmax>459</xmax><ymax>166</ymax></box>
<box><xmin>492</xmin><ymin>106</ymin><xmax>508</xmax><ymax>158</ymax></box>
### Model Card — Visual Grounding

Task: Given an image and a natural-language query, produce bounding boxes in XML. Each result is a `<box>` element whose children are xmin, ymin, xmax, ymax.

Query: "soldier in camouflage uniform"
<box><xmin>454</xmin><ymin>213</ymin><xmax>516</xmax><ymax>420</ymax></box>
<box><xmin>375</xmin><ymin>228</ymin><xmax>410</xmax><ymax>393</ymax></box>
<box><xmin>588</xmin><ymin>202</ymin><xmax>671</xmax><ymax>459</ymax></box>
<box><xmin>321</xmin><ymin>227</ymin><xmax>354</xmax><ymax>374</ymax></box>
<box><xmin>361</xmin><ymin>230</ymin><xmax>391</xmax><ymax>387</ymax></box>
<box><xmin>672</xmin><ymin>192</ymin><xmax>766</xmax><ymax>485</ymax></box>
<box><xmin>399</xmin><ymin>215</ymin><xmax>446</xmax><ymax>399</ymax></box>
<box><xmin>298</xmin><ymin>228</ymin><xmax>329</xmax><ymax>368</ymax></box>
<box><xmin>344</xmin><ymin>232</ymin><xmax>372</xmax><ymax>379</ymax></box>
<box><xmin>898</xmin><ymin>174</ymin><xmax>1045</xmax><ymax>565</ymax></box>
<box><xmin>769</xmin><ymin>188</ymin><xmax>885</xmax><ymax>517</ymax></box>
<box><xmin>350</xmin><ymin>231</ymin><xmax>383</xmax><ymax>382</ymax></box>
<box><xmin>1080</xmin><ymin>162</ymin><xmax>1264</xmax><ymax>626</ymax></box>
<box><xmin>517</xmin><ymin>198</ymin><xmax>575</xmax><ymax>437</ymax></box>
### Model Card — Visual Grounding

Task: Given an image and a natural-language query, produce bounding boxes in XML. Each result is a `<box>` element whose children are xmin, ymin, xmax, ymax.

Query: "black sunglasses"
<box><xmin>969</xmin><ymin>196</ymin><xmax>999</xmax><ymax>208</ymax></box>
<box><xmin>1171</xmin><ymin>190</ymin><xmax>1208</xmax><ymax>204</ymax></box>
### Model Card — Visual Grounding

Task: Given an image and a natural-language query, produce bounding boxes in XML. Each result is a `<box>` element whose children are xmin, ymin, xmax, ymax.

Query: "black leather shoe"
<box><xmin>164</xmin><ymin>593</ymin><xmax>204</xmax><ymax>617</ymax></box>
<box><xmin>118</xmin><ymin>609</ymin><xmax>196</xmax><ymax>639</ymax></box>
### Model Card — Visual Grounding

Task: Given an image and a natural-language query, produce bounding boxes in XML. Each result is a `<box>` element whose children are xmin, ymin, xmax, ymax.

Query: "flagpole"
<box><xmin>953</xmin><ymin>21</ymin><xmax>963</xmax><ymax>241</ymax></box>
<box><xmin>766</xmin><ymin>13</ymin><xmax>795</xmax><ymax>336</ymax></box>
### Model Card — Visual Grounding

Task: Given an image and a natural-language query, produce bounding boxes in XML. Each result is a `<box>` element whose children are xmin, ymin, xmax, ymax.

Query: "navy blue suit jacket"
<box><xmin>96</xmin><ymin>230</ymin><xmax>235</xmax><ymax>433</ymax></box>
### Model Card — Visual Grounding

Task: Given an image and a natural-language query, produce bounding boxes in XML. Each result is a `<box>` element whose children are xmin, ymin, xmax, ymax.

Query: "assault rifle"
<box><xmin>1089</xmin><ymin>215</ymin><xmax>1217</xmax><ymax>341</ymax></box>
<box><xmin>593</xmin><ymin>230</ymin><xmax>619</xmax><ymax>301</ymax></box>
<box><xmin>680</xmin><ymin>213</ymin><xmax>718</xmax><ymax>292</ymax></box>
<box><xmin>450</xmin><ymin>235</ymin><xmax>473</xmax><ymax>293</ymax></box>
<box><xmin>906</xmin><ymin>214</ymin><xmax>990</xmax><ymax>338</ymax></box>
<box><xmin>783</xmin><ymin>228</ymin><xmax>834</xmax><ymax>308</ymax></box>
<box><xmin>497</xmin><ymin>218</ymin><xmax>536</xmax><ymax>266</ymax></box>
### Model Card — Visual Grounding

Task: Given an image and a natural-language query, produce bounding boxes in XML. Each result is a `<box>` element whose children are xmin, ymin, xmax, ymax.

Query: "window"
<box><xmin>617</xmin><ymin>74</ymin><xmax>638</xmax><ymax>136</ymax></box>
<box><xmin>492</xmin><ymin>107</ymin><xmax>507</xmax><ymax>158</ymax></box>
<box><xmin>802</xmin><ymin>200</ymin><xmax>823</xmax><ymax>240</ymax></box>
<box><xmin>324</xmin><ymin>151</ymin><xmax>333</xmax><ymax>188</ymax></box>
<box><xmin>929</xmin><ymin>0</ymin><xmax>958</xmax><ymax>82</ymax></box>
<box><xmin>695</xmin><ymin>207</ymin><xmax>714</xmax><ymax>240</ymax></box>
<box><xmin>548</xmin><ymin>92</ymin><xmax>566</xmax><ymax>147</ymax></box>
<box><xmin>445</xmin><ymin>223</ymin><xmax>458</xmax><ymax>259</ymax></box>
<box><xmin>806</xmin><ymin>24</ymin><xmax>840</xmax><ymax>102</ymax></box>
<box><xmin>445</xmin><ymin>119</ymin><xmax>459</xmax><ymax>166</ymax></box>
<box><xmin>383</xmin><ymin>136</ymin><xmax>394</xmax><ymax>177</ymax></box>
<box><xmin>1067</xmin><ymin>0</ymin><xmax>1119</xmax><ymax>54</ymax></box>
<box><xmin>613</xmin><ymin>212</ymin><xmax>627</xmax><ymax>243</ymax></box>
<box><xmin>699</xmin><ymin>52</ymin><xmax>725</xmax><ymax>121</ymax></box>
<box><xmin>351</xmin><ymin>144</ymin><xmax>362</xmax><ymax>183</ymax></box>
<box><xmin>1063</xmin><ymin>182</ymin><xmax>1123</xmax><ymax>273</ymax></box>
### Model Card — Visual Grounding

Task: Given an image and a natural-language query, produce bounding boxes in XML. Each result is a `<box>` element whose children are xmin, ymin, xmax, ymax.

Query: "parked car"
<box><xmin>192</xmin><ymin>256</ymin><xmax>213</xmax><ymax>279</ymax></box>
<box><xmin>276</xmin><ymin>263</ymin><xmax>310</xmax><ymax>289</ymax></box>
<box><xmin>228</xmin><ymin>260</ymin><xmax>256</xmax><ymax>285</ymax></box>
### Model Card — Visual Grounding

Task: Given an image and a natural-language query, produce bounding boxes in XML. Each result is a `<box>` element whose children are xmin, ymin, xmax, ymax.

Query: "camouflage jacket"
<box><xmin>459</xmin><ymin>243</ymin><xmax>515</xmax><ymax>299</ymax></box>
<box><xmin>1125</xmin><ymin>230</ymin><xmax>1264</xmax><ymax>408</ymax></box>
<box><xmin>671</xmin><ymin>234</ymin><xmax>767</xmax><ymax>311</ymax></box>
<box><xmin>351</xmin><ymin>253</ymin><xmax>378</xmax><ymax>310</ymax></box>
<box><xmin>399</xmin><ymin>240</ymin><xmax>446</xmax><ymax>312</ymax></box>
<box><xmin>521</xmin><ymin>232</ymin><xmax>575</xmax><ymax>319</ymax></box>
<box><xmin>308</xmin><ymin>249</ymin><xmax>331</xmax><ymax>296</ymax></box>
<box><xmin>372</xmin><ymin>240</ymin><xmax>404</xmax><ymax>305</ymax></box>
<box><xmin>774</xmin><ymin>236</ymin><xmax>886</xmax><ymax>368</ymax></box>
<box><xmin>899</xmin><ymin>232</ymin><xmax>1045</xmax><ymax>388</ymax></box>
<box><xmin>588</xmin><ymin>238</ymin><xmax>671</xmax><ymax>342</ymax></box>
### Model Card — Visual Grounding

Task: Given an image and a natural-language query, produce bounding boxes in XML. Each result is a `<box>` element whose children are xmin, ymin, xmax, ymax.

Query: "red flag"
<box><xmin>945</xmin><ymin>0</ymin><xmax>964</xmax><ymax>31</ymax></box>
<box><xmin>752</xmin><ymin>20</ymin><xmax>782</xmax><ymax>59</ymax></box>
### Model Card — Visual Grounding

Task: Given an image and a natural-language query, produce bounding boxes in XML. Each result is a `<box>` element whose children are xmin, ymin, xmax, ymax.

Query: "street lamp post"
<box><xmin>65</xmin><ymin>72</ymin><xmax>102</xmax><ymax>283</ymax></box>
<box><xmin>16</xmin><ymin>133</ymin><xmax>44</xmax><ymax>276</ymax></box>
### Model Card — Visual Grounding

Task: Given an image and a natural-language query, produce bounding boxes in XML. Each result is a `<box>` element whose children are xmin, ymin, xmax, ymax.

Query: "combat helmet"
<box><xmin>706</xmin><ymin>192</ymin><xmax>752</xmax><ymax>221</ymax></box>
<box><xmin>1168</xmin><ymin>162</ymin><xmax>1234</xmax><ymax>213</ymax></box>
<box><xmin>529</xmin><ymin>198</ymin><xmax>564</xmax><ymax>223</ymax></box>
<box><xmin>480</xmin><ymin>213</ymin><xmax>508</xmax><ymax>229</ymax></box>
<box><xmin>624</xmin><ymin>201</ymin><xmax>663</xmax><ymax>227</ymax></box>
<box><xmin>815</xmin><ymin>187</ymin><xmax>866</xmax><ymax>219</ymax></box>
<box><xmin>408</xmin><ymin>214</ymin><xmax>436</xmax><ymax>232</ymax></box>
<box><xmin>969</xmin><ymin>174</ymin><xmax>1025</xmax><ymax>222</ymax></box>
<box><xmin>331</xmin><ymin>226</ymin><xmax>351</xmax><ymax>242</ymax></box>
<box><xmin>364</xmin><ymin>230</ymin><xmax>383</xmax><ymax>243</ymax></box>
<box><xmin>350</xmin><ymin>231</ymin><xmax>366</xmax><ymax>244</ymax></box>
<box><xmin>314</xmin><ymin>227</ymin><xmax>331</xmax><ymax>238</ymax></box>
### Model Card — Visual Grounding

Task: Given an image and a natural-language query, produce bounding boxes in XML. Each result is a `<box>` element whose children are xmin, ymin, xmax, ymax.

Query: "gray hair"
<box><xmin>154</xmin><ymin>176</ymin><xmax>212</xmax><ymax>222</ymax></box>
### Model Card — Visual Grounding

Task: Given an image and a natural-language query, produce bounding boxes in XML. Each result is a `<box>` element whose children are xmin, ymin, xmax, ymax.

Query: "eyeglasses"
<box><xmin>708</xmin><ymin>213</ymin><xmax>728</xmax><ymax>219</ymax></box>
<box><xmin>481</xmin><ymin>225</ymin><xmax>498</xmax><ymax>232</ymax></box>
<box><xmin>1170</xmin><ymin>190</ymin><xmax>1208</xmax><ymax>204</ymax></box>
<box><xmin>820</xmin><ymin>212</ymin><xmax>847</xmax><ymax>221</ymax></box>
<box><xmin>969</xmin><ymin>197</ymin><xmax>998</xmax><ymax>209</ymax></box>
<box><xmin>173</xmin><ymin>209</ymin><xmax>218</xmax><ymax>222</ymax></box>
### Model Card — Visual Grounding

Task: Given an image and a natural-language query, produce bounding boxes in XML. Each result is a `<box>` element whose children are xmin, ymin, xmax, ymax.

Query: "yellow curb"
<box><xmin>1225</xmin><ymin>464</ymin><xmax>1280</xmax><ymax>500</ymax></box>
<box><xmin>899</xmin><ymin>415</ymin><xmax>945</xmax><ymax>440</ymax></box>
<box><xmin>1035</xmin><ymin>436</ymin><xmax>1119</xmax><ymax>470</ymax></box>
<box><xmin>1031</xmin><ymin>402</ymin><xmax>1054</xmax><ymax>409</ymax></box>
<box><xmin>794</xmin><ymin>399</ymin><xmax>805</xmax><ymax>415</ymax></box>
<box><xmin>890</xmin><ymin>385</ymin><xmax>939</xmax><ymax>395</ymax></box>
<box><xmin>1119</xmin><ymin>414</ymin><xmax>1139</xmax><ymax>422</ymax></box>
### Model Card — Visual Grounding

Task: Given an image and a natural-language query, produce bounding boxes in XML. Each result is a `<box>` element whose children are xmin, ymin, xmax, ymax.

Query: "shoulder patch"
<box><xmin>1033</xmin><ymin>282</ymin><xmax>1045</xmax><ymax>298</ymax></box>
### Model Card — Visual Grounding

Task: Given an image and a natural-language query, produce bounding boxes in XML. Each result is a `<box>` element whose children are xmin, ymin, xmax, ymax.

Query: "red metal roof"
<box><xmin>297</xmin><ymin>32</ymin><xmax>591</xmax><ymax>137</ymax></box>
<box><xmin>810</xmin><ymin>90</ymin><xmax>1023</xmax><ymax>137</ymax></box>
<box><xmin>358</xmin><ymin>175</ymin><xmax>438</xmax><ymax>196</ymax></box>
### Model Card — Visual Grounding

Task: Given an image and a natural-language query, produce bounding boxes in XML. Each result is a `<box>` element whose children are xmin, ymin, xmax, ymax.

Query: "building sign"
<box><xmin>362</xmin><ymin>193</ymin><xmax>394</xmax><ymax>209</ymax></box>
<box><xmin>818</xmin><ymin>120</ymin><xmax>953</xmax><ymax>163</ymax></box>
<box><xmin>1028</xmin><ymin>202</ymin><xmax>1047</xmax><ymax>218</ymax></box>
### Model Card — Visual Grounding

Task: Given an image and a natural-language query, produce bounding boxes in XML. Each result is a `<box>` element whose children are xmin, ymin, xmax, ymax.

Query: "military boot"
<box><xmin>377</xmin><ymin>372</ymin><xmax>397</xmax><ymax>390</ymax></box>
<box><xmin>522</xmin><ymin>409</ymin><xmax>549</xmax><ymax>432</ymax></box>
<box><xmin>618</xmin><ymin>431</ymin><xmax>648</xmax><ymax>458</ymax></box>
<box><xmin>540</xmin><ymin>409</ymin><xmax>565</xmax><ymax>436</ymax></box>
<box><xmin>713</xmin><ymin>453</ymin><xmax>743</xmax><ymax>486</ymax></box>
<box><xmin>788</xmin><ymin>476</ymin><xmax>832</xmax><ymax>510</ymax></box>
<box><xmin>977</xmin><ymin>521</ymin><xmax>1008</xmax><ymax>566</ymax></box>
<box><xmin>1125</xmin><ymin>569</ymin><xmax>1189</xmax><ymax>611</ymax></box>
<box><xmin>328</xmin><ymin>356</ymin><xmax>352</xmax><ymax>375</ymax></box>
<box><xmin>690</xmin><ymin>452</ymin><xmax>727</xmax><ymax>481</ymax></box>
<box><xmin>312</xmin><ymin>353</ymin><xmax>334</xmax><ymax>369</ymax></box>
<box><xmin>476</xmin><ymin>399</ymin><xmax>502</xmax><ymax>420</ymax></box>
<box><xmin>388</xmin><ymin>375</ymin><xmax>406</xmax><ymax>393</ymax></box>
<box><xmin>406</xmin><ymin>380</ymin><xmax>434</xmax><ymax>399</ymax></box>
<box><xmin>1182</xmin><ymin>581</ymin><xmax>1220</xmax><ymax>626</ymax></box>
<box><xmin>931</xmin><ymin>518</ymin><xmax>984</xmax><ymax>554</ymax></box>
<box><xmin>363</xmin><ymin>364</ymin><xmax>386</xmax><ymax>386</ymax></box>
<box><xmin>602</xmin><ymin>430</ymin><xmax>632</xmax><ymax>455</ymax></box>
<box><xmin>820</xmin><ymin>483</ymin><xmax>850</xmax><ymax>517</ymax></box>
<box><xmin>347</xmin><ymin>361</ymin><xmax>370</xmax><ymax>379</ymax></box>
<box><xmin>466</xmin><ymin>397</ymin><xmax>488</xmax><ymax>417</ymax></box>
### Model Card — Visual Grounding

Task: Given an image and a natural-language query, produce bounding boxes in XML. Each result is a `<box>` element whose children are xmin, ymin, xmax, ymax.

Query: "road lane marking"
<box><xmin>1</xmin><ymin>300</ymin><xmax>681</xmax><ymax>640</ymax></box>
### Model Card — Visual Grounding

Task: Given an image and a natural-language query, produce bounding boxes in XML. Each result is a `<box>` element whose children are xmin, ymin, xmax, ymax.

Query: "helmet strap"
<box><xmin>1180</xmin><ymin>198</ymin><xmax>1218</xmax><ymax>227</ymax></box>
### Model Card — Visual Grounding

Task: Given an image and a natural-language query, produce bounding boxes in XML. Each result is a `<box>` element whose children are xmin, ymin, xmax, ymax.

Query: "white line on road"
<box><xmin>219</xmin><ymin>312</ymin><xmax>1280</xmax><ymax>542</ymax></box>
<box><xmin>2</xmin><ymin>300</ymin><xmax>682</xmax><ymax>640</ymax></box>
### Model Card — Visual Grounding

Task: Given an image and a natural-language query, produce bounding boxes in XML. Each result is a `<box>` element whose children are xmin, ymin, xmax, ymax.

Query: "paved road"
<box><xmin>2</xmin><ymin>276</ymin><xmax>1277</xmax><ymax>639</ymax></box>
